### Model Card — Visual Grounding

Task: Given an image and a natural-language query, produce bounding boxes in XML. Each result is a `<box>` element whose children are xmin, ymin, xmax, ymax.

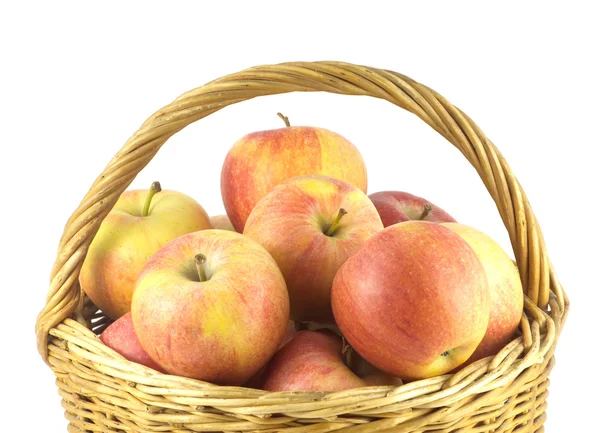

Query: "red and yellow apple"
<box><xmin>80</xmin><ymin>182</ymin><xmax>211</xmax><ymax>319</ymax></box>
<box><xmin>260</xmin><ymin>330</ymin><xmax>402</xmax><ymax>392</ymax></box>
<box><xmin>221</xmin><ymin>114</ymin><xmax>368</xmax><ymax>232</ymax></box>
<box><xmin>332</xmin><ymin>221</ymin><xmax>490</xmax><ymax>380</ymax></box>
<box><xmin>131</xmin><ymin>229</ymin><xmax>290</xmax><ymax>385</ymax></box>
<box><xmin>210</xmin><ymin>214</ymin><xmax>236</xmax><ymax>232</ymax></box>
<box><xmin>369</xmin><ymin>191</ymin><xmax>456</xmax><ymax>227</ymax></box>
<box><xmin>243</xmin><ymin>320</ymin><xmax>297</xmax><ymax>389</ymax></box>
<box><xmin>442</xmin><ymin>223</ymin><xmax>523</xmax><ymax>361</ymax></box>
<box><xmin>243</xmin><ymin>175</ymin><xmax>383</xmax><ymax>323</ymax></box>
<box><xmin>100</xmin><ymin>312</ymin><xmax>165</xmax><ymax>372</ymax></box>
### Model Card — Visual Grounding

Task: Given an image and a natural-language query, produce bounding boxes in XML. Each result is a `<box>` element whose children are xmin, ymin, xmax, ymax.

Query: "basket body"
<box><xmin>36</xmin><ymin>61</ymin><xmax>568</xmax><ymax>433</ymax></box>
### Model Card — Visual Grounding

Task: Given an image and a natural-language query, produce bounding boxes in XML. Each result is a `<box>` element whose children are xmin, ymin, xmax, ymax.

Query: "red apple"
<box><xmin>332</xmin><ymin>221</ymin><xmax>490</xmax><ymax>380</ymax></box>
<box><xmin>131</xmin><ymin>230</ymin><xmax>290</xmax><ymax>385</ymax></box>
<box><xmin>243</xmin><ymin>175</ymin><xmax>383</xmax><ymax>323</ymax></box>
<box><xmin>260</xmin><ymin>331</ymin><xmax>402</xmax><ymax>392</ymax></box>
<box><xmin>243</xmin><ymin>321</ymin><xmax>297</xmax><ymax>389</ymax></box>
<box><xmin>368</xmin><ymin>191</ymin><xmax>456</xmax><ymax>227</ymax></box>
<box><xmin>442</xmin><ymin>223</ymin><xmax>524</xmax><ymax>362</ymax></box>
<box><xmin>100</xmin><ymin>312</ymin><xmax>165</xmax><ymax>372</ymax></box>
<box><xmin>210</xmin><ymin>214</ymin><xmax>236</xmax><ymax>232</ymax></box>
<box><xmin>221</xmin><ymin>113</ymin><xmax>368</xmax><ymax>232</ymax></box>
<box><xmin>81</xmin><ymin>181</ymin><xmax>211</xmax><ymax>319</ymax></box>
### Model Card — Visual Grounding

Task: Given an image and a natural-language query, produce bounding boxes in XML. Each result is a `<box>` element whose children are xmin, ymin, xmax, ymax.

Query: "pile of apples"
<box><xmin>84</xmin><ymin>114</ymin><xmax>524</xmax><ymax>391</ymax></box>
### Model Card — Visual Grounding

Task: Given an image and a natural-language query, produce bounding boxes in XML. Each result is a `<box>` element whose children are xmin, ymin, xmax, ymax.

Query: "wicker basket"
<box><xmin>36</xmin><ymin>61</ymin><xmax>569</xmax><ymax>433</ymax></box>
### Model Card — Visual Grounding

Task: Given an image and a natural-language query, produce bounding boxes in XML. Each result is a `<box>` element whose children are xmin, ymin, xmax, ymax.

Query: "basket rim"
<box><xmin>46</xmin><ymin>292</ymin><xmax>564</xmax><ymax>416</ymax></box>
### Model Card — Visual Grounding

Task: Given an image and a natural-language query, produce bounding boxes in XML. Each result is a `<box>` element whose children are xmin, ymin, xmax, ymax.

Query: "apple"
<box><xmin>368</xmin><ymin>191</ymin><xmax>456</xmax><ymax>227</ymax></box>
<box><xmin>80</xmin><ymin>181</ymin><xmax>211</xmax><ymax>319</ymax></box>
<box><xmin>100</xmin><ymin>312</ymin><xmax>165</xmax><ymax>372</ymax></box>
<box><xmin>243</xmin><ymin>175</ymin><xmax>383</xmax><ymax>323</ymax></box>
<box><xmin>210</xmin><ymin>214</ymin><xmax>236</xmax><ymax>232</ymax></box>
<box><xmin>442</xmin><ymin>223</ymin><xmax>523</xmax><ymax>362</ymax></box>
<box><xmin>332</xmin><ymin>221</ymin><xmax>490</xmax><ymax>380</ymax></box>
<box><xmin>243</xmin><ymin>320</ymin><xmax>297</xmax><ymax>389</ymax></box>
<box><xmin>348</xmin><ymin>350</ymin><xmax>403</xmax><ymax>387</ymax></box>
<box><xmin>131</xmin><ymin>229</ymin><xmax>290</xmax><ymax>385</ymax></box>
<box><xmin>221</xmin><ymin>113</ymin><xmax>368</xmax><ymax>232</ymax></box>
<box><xmin>260</xmin><ymin>330</ymin><xmax>402</xmax><ymax>392</ymax></box>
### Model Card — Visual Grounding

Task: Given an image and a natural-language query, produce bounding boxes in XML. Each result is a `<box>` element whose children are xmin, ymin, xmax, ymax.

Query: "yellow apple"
<box><xmin>442</xmin><ymin>223</ymin><xmax>524</xmax><ymax>361</ymax></box>
<box><xmin>80</xmin><ymin>182</ymin><xmax>211</xmax><ymax>319</ymax></box>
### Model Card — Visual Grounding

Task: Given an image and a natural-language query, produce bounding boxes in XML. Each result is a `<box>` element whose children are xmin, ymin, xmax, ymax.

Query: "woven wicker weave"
<box><xmin>36</xmin><ymin>61</ymin><xmax>569</xmax><ymax>433</ymax></box>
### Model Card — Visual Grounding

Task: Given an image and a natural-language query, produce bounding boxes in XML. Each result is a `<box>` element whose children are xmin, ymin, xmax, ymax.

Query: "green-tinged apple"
<box><xmin>210</xmin><ymin>214</ymin><xmax>236</xmax><ymax>232</ymax></box>
<box><xmin>369</xmin><ymin>191</ymin><xmax>456</xmax><ymax>227</ymax></box>
<box><xmin>100</xmin><ymin>312</ymin><xmax>165</xmax><ymax>372</ymax></box>
<box><xmin>221</xmin><ymin>113</ymin><xmax>368</xmax><ymax>232</ymax></box>
<box><xmin>442</xmin><ymin>223</ymin><xmax>523</xmax><ymax>362</ymax></box>
<box><xmin>332</xmin><ymin>221</ymin><xmax>490</xmax><ymax>380</ymax></box>
<box><xmin>131</xmin><ymin>230</ymin><xmax>290</xmax><ymax>385</ymax></box>
<box><xmin>259</xmin><ymin>330</ymin><xmax>403</xmax><ymax>392</ymax></box>
<box><xmin>243</xmin><ymin>175</ymin><xmax>383</xmax><ymax>323</ymax></box>
<box><xmin>80</xmin><ymin>181</ymin><xmax>211</xmax><ymax>319</ymax></box>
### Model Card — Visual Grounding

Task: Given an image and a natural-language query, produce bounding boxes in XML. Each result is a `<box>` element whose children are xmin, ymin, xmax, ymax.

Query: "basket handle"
<box><xmin>35</xmin><ymin>61</ymin><xmax>566</xmax><ymax>362</ymax></box>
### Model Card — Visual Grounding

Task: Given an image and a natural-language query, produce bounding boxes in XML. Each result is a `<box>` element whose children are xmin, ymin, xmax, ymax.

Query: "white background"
<box><xmin>2</xmin><ymin>2</ymin><xmax>598</xmax><ymax>432</ymax></box>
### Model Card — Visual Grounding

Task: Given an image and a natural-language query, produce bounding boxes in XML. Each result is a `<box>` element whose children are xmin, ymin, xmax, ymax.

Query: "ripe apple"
<box><xmin>210</xmin><ymin>214</ymin><xmax>236</xmax><ymax>232</ymax></box>
<box><xmin>100</xmin><ymin>312</ymin><xmax>165</xmax><ymax>372</ymax></box>
<box><xmin>221</xmin><ymin>113</ymin><xmax>368</xmax><ymax>232</ymax></box>
<box><xmin>332</xmin><ymin>221</ymin><xmax>490</xmax><ymax>380</ymax></box>
<box><xmin>442</xmin><ymin>223</ymin><xmax>523</xmax><ymax>362</ymax></box>
<box><xmin>243</xmin><ymin>320</ymin><xmax>297</xmax><ymax>389</ymax></box>
<box><xmin>368</xmin><ymin>191</ymin><xmax>456</xmax><ymax>227</ymax></box>
<box><xmin>260</xmin><ymin>330</ymin><xmax>402</xmax><ymax>392</ymax></box>
<box><xmin>80</xmin><ymin>181</ymin><xmax>211</xmax><ymax>319</ymax></box>
<box><xmin>131</xmin><ymin>229</ymin><xmax>290</xmax><ymax>385</ymax></box>
<box><xmin>243</xmin><ymin>175</ymin><xmax>383</xmax><ymax>323</ymax></box>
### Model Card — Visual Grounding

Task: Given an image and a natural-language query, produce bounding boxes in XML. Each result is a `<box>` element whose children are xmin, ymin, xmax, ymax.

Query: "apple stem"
<box><xmin>419</xmin><ymin>204</ymin><xmax>433</xmax><ymax>220</ymax></box>
<box><xmin>325</xmin><ymin>208</ymin><xmax>348</xmax><ymax>236</ymax></box>
<box><xmin>277</xmin><ymin>112</ymin><xmax>291</xmax><ymax>127</ymax></box>
<box><xmin>142</xmin><ymin>181</ymin><xmax>162</xmax><ymax>217</ymax></box>
<box><xmin>195</xmin><ymin>254</ymin><xmax>208</xmax><ymax>282</ymax></box>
